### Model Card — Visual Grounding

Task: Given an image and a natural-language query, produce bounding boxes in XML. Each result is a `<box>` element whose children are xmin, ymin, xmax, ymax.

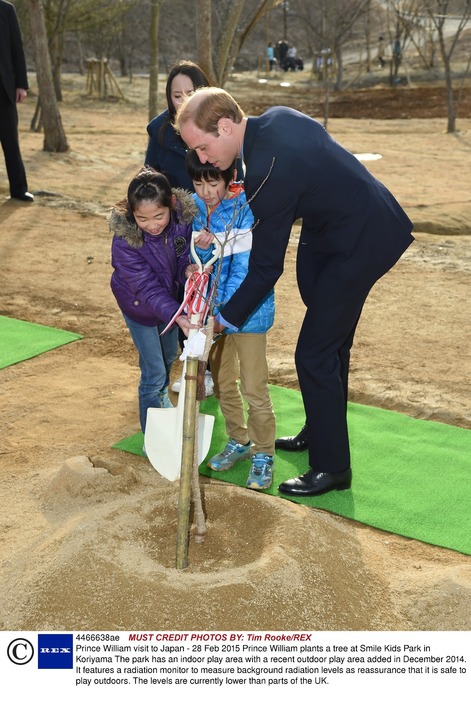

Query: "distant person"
<box><xmin>0</xmin><ymin>0</ymin><xmax>34</xmax><ymax>202</ymax></box>
<box><xmin>266</xmin><ymin>42</ymin><xmax>276</xmax><ymax>71</ymax></box>
<box><xmin>175</xmin><ymin>87</ymin><xmax>414</xmax><ymax>498</ymax></box>
<box><xmin>108</xmin><ymin>166</ymin><xmax>199</xmax><ymax>435</ymax></box>
<box><xmin>187</xmin><ymin>149</ymin><xmax>276</xmax><ymax>490</ymax></box>
<box><xmin>285</xmin><ymin>45</ymin><xmax>298</xmax><ymax>71</ymax></box>
<box><xmin>377</xmin><ymin>35</ymin><xmax>386</xmax><ymax>68</ymax></box>
<box><xmin>277</xmin><ymin>39</ymin><xmax>289</xmax><ymax>71</ymax></box>
<box><xmin>295</xmin><ymin>55</ymin><xmax>304</xmax><ymax>71</ymax></box>
<box><xmin>392</xmin><ymin>36</ymin><xmax>402</xmax><ymax>79</ymax></box>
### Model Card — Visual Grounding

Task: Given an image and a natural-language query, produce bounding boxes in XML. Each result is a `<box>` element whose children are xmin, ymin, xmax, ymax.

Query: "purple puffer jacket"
<box><xmin>109</xmin><ymin>189</ymin><xmax>197</xmax><ymax>326</ymax></box>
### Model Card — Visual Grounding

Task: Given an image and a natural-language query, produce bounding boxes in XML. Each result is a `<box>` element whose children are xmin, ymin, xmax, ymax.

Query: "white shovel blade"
<box><xmin>144</xmin><ymin>407</ymin><xmax>215</xmax><ymax>481</ymax></box>
<box><xmin>145</xmin><ymin>317</ymin><xmax>214</xmax><ymax>481</ymax></box>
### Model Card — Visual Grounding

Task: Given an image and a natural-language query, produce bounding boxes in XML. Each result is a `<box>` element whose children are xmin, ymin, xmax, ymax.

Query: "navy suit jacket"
<box><xmin>221</xmin><ymin>106</ymin><xmax>414</xmax><ymax>328</ymax></box>
<box><xmin>0</xmin><ymin>0</ymin><xmax>28</xmax><ymax>105</ymax></box>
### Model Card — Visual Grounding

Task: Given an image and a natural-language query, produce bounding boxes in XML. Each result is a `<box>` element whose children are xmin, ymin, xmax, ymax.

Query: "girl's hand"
<box><xmin>185</xmin><ymin>263</ymin><xmax>213</xmax><ymax>278</ymax></box>
<box><xmin>185</xmin><ymin>263</ymin><xmax>199</xmax><ymax>278</ymax></box>
<box><xmin>194</xmin><ymin>229</ymin><xmax>214</xmax><ymax>250</ymax></box>
<box><xmin>175</xmin><ymin>314</ymin><xmax>201</xmax><ymax>337</ymax></box>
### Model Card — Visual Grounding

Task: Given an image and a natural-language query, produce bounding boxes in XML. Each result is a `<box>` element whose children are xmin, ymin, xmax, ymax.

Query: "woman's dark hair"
<box><xmin>159</xmin><ymin>61</ymin><xmax>211</xmax><ymax>143</ymax></box>
<box><xmin>125</xmin><ymin>166</ymin><xmax>173</xmax><ymax>215</ymax></box>
<box><xmin>186</xmin><ymin>149</ymin><xmax>235</xmax><ymax>188</ymax></box>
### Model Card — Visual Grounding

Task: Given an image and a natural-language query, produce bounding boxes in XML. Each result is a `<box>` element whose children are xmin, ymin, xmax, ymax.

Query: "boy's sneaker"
<box><xmin>208</xmin><ymin>439</ymin><xmax>251</xmax><ymax>471</ymax></box>
<box><xmin>159</xmin><ymin>390</ymin><xmax>173</xmax><ymax>408</ymax></box>
<box><xmin>246</xmin><ymin>453</ymin><xmax>274</xmax><ymax>490</ymax></box>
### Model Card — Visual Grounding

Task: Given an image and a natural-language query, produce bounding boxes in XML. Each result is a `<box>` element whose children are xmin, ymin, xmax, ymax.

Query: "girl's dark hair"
<box><xmin>186</xmin><ymin>149</ymin><xmax>235</xmax><ymax>188</ymax></box>
<box><xmin>125</xmin><ymin>166</ymin><xmax>173</xmax><ymax>214</ymax></box>
<box><xmin>159</xmin><ymin>61</ymin><xmax>211</xmax><ymax>144</ymax></box>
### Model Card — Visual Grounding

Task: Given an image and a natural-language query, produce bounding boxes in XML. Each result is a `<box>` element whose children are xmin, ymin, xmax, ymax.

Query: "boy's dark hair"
<box><xmin>186</xmin><ymin>149</ymin><xmax>235</xmax><ymax>187</ymax></box>
<box><xmin>126</xmin><ymin>166</ymin><xmax>173</xmax><ymax>214</ymax></box>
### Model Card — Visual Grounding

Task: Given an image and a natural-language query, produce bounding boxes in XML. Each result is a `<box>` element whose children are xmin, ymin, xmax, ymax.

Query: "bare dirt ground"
<box><xmin>0</xmin><ymin>71</ymin><xmax>470</xmax><ymax>632</ymax></box>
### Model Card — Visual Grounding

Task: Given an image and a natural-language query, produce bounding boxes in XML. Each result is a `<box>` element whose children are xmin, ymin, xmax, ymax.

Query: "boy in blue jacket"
<box><xmin>187</xmin><ymin>149</ymin><xmax>276</xmax><ymax>490</ymax></box>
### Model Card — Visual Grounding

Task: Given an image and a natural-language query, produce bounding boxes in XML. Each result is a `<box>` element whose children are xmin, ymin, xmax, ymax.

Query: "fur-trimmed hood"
<box><xmin>107</xmin><ymin>187</ymin><xmax>198</xmax><ymax>248</ymax></box>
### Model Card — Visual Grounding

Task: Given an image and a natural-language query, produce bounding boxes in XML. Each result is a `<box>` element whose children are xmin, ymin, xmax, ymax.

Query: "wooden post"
<box><xmin>175</xmin><ymin>356</ymin><xmax>199</xmax><ymax>570</ymax></box>
<box><xmin>191</xmin><ymin>316</ymin><xmax>214</xmax><ymax>544</ymax></box>
<box><xmin>98</xmin><ymin>58</ymin><xmax>104</xmax><ymax>98</ymax></box>
<box><xmin>86</xmin><ymin>58</ymin><xmax>127</xmax><ymax>101</ymax></box>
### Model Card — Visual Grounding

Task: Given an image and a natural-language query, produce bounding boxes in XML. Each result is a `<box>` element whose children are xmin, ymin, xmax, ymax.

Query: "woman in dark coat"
<box><xmin>145</xmin><ymin>61</ymin><xmax>211</xmax><ymax>191</ymax></box>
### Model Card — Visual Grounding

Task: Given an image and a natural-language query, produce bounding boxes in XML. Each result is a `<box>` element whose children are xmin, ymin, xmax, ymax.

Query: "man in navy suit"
<box><xmin>0</xmin><ymin>0</ymin><xmax>33</xmax><ymax>202</ymax></box>
<box><xmin>176</xmin><ymin>87</ymin><xmax>414</xmax><ymax>497</ymax></box>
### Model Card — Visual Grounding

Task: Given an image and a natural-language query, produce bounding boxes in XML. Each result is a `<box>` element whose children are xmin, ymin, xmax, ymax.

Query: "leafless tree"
<box><xmin>195</xmin><ymin>0</ymin><xmax>283</xmax><ymax>86</ymax></box>
<box><xmin>23</xmin><ymin>0</ymin><xmax>140</xmax><ymax>95</ymax></box>
<box><xmin>28</xmin><ymin>0</ymin><xmax>69</xmax><ymax>152</ymax></box>
<box><xmin>148</xmin><ymin>0</ymin><xmax>166</xmax><ymax>122</ymax></box>
<box><xmin>290</xmin><ymin>0</ymin><xmax>371</xmax><ymax>90</ymax></box>
<box><xmin>423</xmin><ymin>0</ymin><xmax>471</xmax><ymax>132</ymax></box>
<box><xmin>388</xmin><ymin>0</ymin><xmax>471</xmax><ymax>132</ymax></box>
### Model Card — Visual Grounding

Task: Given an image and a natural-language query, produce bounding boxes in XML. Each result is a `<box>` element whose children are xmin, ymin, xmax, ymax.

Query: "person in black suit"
<box><xmin>175</xmin><ymin>87</ymin><xmax>414</xmax><ymax>497</ymax></box>
<box><xmin>0</xmin><ymin>0</ymin><xmax>33</xmax><ymax>202</ymax></box>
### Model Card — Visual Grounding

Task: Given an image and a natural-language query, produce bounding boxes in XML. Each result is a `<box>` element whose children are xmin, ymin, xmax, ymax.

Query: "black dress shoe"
<box><xmin>275</xmin><ymin>424</ymin><xmax>309</xmax><ymax>451</ymax></box>
<box><xmin>278</xmin><ymin>468</ymin><xmax>352</xmax><ymax>497</ymax></box>
<box><xmin>11</xmin><ymin>192</ymin><xmax>34</xmax><ymax>202</ymax></box>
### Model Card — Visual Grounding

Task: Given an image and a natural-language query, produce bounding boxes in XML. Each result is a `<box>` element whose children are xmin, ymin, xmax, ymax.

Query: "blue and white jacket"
<box><xmin>193</xmin><ymin>184</ymin><xmax>275</xmax><ymax>334</ymax></box>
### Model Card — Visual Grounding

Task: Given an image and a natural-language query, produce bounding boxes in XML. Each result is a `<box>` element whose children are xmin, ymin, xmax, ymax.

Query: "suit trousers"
<box><xmin>209</xmin><ymin>332</ymin><xmax>276</xmax><ymax>455</ymax></box>
<box><xmin>295</xmin><ymin>245</ymin><xmax>378</xmax><ymax>474</ymax></box>
<box><xmin>0</xmin><ymin>84</ymin><xmax>28</xmax><ymax>197</ymax></box>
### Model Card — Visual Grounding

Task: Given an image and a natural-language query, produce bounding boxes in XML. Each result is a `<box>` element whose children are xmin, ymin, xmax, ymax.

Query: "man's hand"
<box><xmin>16</xmin><ymin>88</ymin><xmax>27</xmax><ymax>103</ymax></box>
<box><xmin>213</xmin><ymin>319</ymin><xmax>226</xmax><ymax>334</ymax></box>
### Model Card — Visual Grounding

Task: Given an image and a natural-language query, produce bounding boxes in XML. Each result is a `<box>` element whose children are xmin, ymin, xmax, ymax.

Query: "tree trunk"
<box><xmin>213</xmin><ymin>0</ymin><xmax>245</xmax><ymax>85</ymax></box>
<box><xmin>334</xmin><ymin>45</ymin><xmax>343</xmax><ymax>90</ymax></box>
<box><xmin>364</xmin><ymin>0</ymin><xmax>372</xmax><ymax>72</ymax></box>
<box><xmin>175</xmin><ymin>355</ymin><xmax>199</xmax><ymax>570</ymax></box>
<box><xmin>196</xmin><ymin>0</ymin><xmax>215</xmax><ymax>84</ymax></box>
<box><xmin>148</xmin><ymin>0</ymin><xmax>164</xmax><ymax>123</ymax></box>
<box><xmin>442</xmin><ymin>51</ymin><xmax>456</xmax><ymax>134</ymax></box>
<box><xmin>28</xmin><ymin>0</ymin><xmax>68</xmax><ymax>152</ymax></box>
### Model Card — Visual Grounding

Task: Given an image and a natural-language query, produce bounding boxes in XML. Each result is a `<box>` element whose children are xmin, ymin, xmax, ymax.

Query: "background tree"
<box><xmin>28</xmin><ymin>0</ymin><xmax>69</xmax><ymax>151</ymax></box>
<box><xmin>423</xmin><ymin>0</ymin><xmax>471</xmax><ymax>132</ymax></box>
<box><xmin>196</xmin><ymin>0</ymin><xmax>284</xmax><ymax>86</ymax></box>
<box><xmin>148</xmin><ymin>0</ymin><xmax>165</xmax><ymax>122</ymax></box>
<box><xmin>196</xmin><ymin>0</ymin><xmax>213</xmax><ymax>81</ymax></box>
<box><xmin>18</xmin><ymin>0</ymin><xmax>139</xmax><ymax>97</ymax></box>
<box><xmin>388</xmin><ymin>0</ymin><xmax>471</xmax><ymax>131</ymax></box>
<box><xmin>386</xmin><ymin>0</ymin><xmax>436</xmax><ymax>70</ymax></box>
<box><xmin>290</xmin><ymin>0</ymin><xmax>371</xmax><ymax>90</ymax></box>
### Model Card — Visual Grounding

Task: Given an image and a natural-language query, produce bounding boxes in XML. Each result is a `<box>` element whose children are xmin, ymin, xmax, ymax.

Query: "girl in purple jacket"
<box><xmin>109</xmin><ymin>166</ymin><xmax>198</xmax><ymax>434</ymax></box>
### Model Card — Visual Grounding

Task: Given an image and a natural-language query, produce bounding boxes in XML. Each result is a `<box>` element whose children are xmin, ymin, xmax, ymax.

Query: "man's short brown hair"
<box><xmin>175</xmin><ymin>87</ymin><xmax>245</xmax><ymax>135</ymax></box>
